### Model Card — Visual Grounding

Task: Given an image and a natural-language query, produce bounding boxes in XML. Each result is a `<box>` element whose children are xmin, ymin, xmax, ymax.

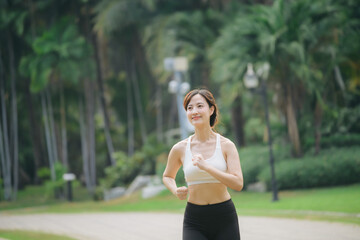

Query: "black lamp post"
<box><xmin>243</xmin><ymin>63</ymin><xmax>279</xmax><ymax>202</ymax></box>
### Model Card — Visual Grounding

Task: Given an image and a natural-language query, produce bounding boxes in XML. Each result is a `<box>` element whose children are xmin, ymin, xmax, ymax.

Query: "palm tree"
<box><xmin>19</xmin><ymin>16</ymin><xmax>91</xmax><ymax>180</ymax></box>
<box><xmin>210</xmin><ymin>0</ymin><xmax>344</xmax><ymax>156</ymax></box>
<box><xmin>94</xmin><ymin>0</ymin><xmax>159</xmax><ymax>154</ymax></box>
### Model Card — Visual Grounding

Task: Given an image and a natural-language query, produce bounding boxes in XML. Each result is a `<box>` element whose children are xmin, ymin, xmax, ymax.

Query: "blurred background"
<box><xmin>0</xmin><ymin>0</ymin><xmax>359</xmax><ymax>204</ymax></box>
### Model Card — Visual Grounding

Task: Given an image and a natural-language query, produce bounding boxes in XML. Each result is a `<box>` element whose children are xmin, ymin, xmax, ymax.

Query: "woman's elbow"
<box><xmin>162</xmin><ymin>175</ymin><xmax>173</xmax><ymax>183</ymax></box>
<box><xmin>233</xmin><ymin>177</ymin><xmax>243</xmax><ymax>191</ymax></box>
<box><xmin>233</xmin><ymin>183</ymin><xmax>243</xmax><ymax>192</ymax></box>
<box><xmin>162</xmin><ymin>175</ymin><xmax>168</xmax><ymax>184</ymax></box>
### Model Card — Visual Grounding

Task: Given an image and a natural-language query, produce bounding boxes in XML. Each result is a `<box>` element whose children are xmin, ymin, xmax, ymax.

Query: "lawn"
<box><xmin>0</xmin><ymin>230</ymin><xmax>76</xmax><ymax>240</ymax></box>
<box><xmin>1</xmin><ymin>184</ymin><xmax>359</xmax><ymax>225</ymax></box>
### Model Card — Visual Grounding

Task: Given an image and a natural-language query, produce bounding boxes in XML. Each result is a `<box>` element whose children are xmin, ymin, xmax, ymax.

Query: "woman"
<box><xmin>163</xmin><ymin>88</ymin><xmax>243</xmax><ymax>240</ymax></box>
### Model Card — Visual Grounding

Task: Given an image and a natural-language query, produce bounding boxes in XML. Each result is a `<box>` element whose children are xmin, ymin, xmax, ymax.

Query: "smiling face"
<box><xmin>186</xmin><ymin>94</ymin><xmax>214</xmax><ymax>127</ymax></box>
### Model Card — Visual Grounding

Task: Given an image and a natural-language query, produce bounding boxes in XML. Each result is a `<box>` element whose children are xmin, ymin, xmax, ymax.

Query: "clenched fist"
<box><xmin>175</xmin><ymin>186</ymin><xmax>188</xmax><ymax>200</ymax></box>
<box><xmin>192</xmin><ymin>153</ymin><xmax>209</xmax><ymax>170</ymax></box>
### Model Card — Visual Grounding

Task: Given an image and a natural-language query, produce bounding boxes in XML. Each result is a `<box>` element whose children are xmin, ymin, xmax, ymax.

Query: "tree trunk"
<box><xmin>314</xmin><ymin>100</ymin><xmax>323</xmax><ymax>155</ymax></box>
<box><xmin>202</xmin><ymin>63</ymin><xmax>210</xmax><ymax>88</ymax></box>
<box><xmin>167</xmin><ymin>95</ymin><xmax>178</xmax><ymax>131</ymax></box>
<box><xmin>0</xmin><ymin>51</ymin><xmax>12</xmax><ymax>200</ymax></box>
<box><xmin>156</xmin><ymin>84</ymin><xmax>163</xmax><ymax>143</ymax></box>
<box><xmin>59</xmin><ymin>79</ymin><xmax>68</xmax><ymax>170</ymax></box>
<box><xmin>27</xmin><ymin>0</ymin><xmax>45</xmax><ymax>183</ymax></box>
<box><xmin>85</xmin><ymin>77</ymin><xmax>97</xmax><ymax>193</ymax></box>
<box><xmin>0</xmin><ymin>126</ymin><xmax>7</xmax><ymax>201</ymax></box>
<box><xmin>7</xmin><ymin>32</ymin><xmax>18</xmax><ymax>199</ymax></box>
<box><xmin>285</xmin><ymin>84</ymin><xmax>302</xmax><ymax>157</ymax></box>
<box><xmin>126</xmin><ymin>60</ymin><xmax>135</xmax><ymax>156</ymax></box>
<box><xmin>79</xmin><ymin>96</ymin><xmax>92</xmax><ymax>194</ymax></box>
<box><xmin>41</xmin><ymin>92</ymin><xmax>56</xmax><ymax>181</ymax></box>
<box><xmin>0</xmin><ymin>124</ymin><xmax>11</xmax><ymax>200</ymax></box>
<box><xmin>46</xmin><ymin>88</ymin><xmax>58</xmax><ymax>164</ymax></box>
<box><xmin>130</xmin><ymin>57</ymin><xmax>147</xmax><ymax>144</ymax></box>
<box><xmin>231</xmin><ymin>95</ymin><xmax>245</xmax><ymax>147</ymax></box>
<box><xmin>84</xmin><ymin>3</ymin><xmax>97</xmax><ymax>192</ymax></box>
<box><xmin>24</xmin><ymin>78</ymin><xmax>44</xmax><ymax>182</ymax></box>
<box><xmin>91</xmin><ymin>34</ymin><xmax>115</xmax><ymax>166</ymax></box>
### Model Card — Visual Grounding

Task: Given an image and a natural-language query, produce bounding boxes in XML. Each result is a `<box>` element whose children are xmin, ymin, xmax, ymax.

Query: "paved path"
<box><xmin>0</xmin><ymin>213</ymin><xmax>360</xmax><ymax>240</ymax></box>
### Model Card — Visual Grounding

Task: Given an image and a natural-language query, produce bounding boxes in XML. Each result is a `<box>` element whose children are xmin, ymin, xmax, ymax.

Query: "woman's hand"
<box><xmin>192</xmin><ymin>154</ymin><xmax>209</xmax><ymax>171</ymax></box>
<box><xmin>175</xmin><ymin>186</ymin><xmax>188</xmax><ymax>200</ymax></box>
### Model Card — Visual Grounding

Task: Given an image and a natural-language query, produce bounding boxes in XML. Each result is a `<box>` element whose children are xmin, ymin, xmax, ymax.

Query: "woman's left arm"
<box><xmin>193</xmin><ymin>140</ymin><xmax>244</xmax><ymax>191</ymax></box>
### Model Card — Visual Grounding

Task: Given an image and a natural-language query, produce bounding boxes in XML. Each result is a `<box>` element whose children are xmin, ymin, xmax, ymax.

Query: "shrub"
<box><xmin>37</xmin><ymin>167</ymin><xmax>51</xmax><ymax>181</ymax></box>
<box><xmin>304</xmin><ymin>133</ymin><xmax>360</xmax><ymax>150</ymax></box>
<box><xmin>99</xmin><ymin>137</ymin><xmax>169</xmax><ymax>192</ymax></box>
<box><xmin>259</xmin><ymin>147</ymin><xmax>360</xmax><ymax>190</ymax></box>
<box><xmin>239</xmin><ymin>144</ymin><xmax>291</xmax><ymax>189</ymax></box>
<box><xmin>244</xmin><ymin>118</ymin><xmax>264</xmax><ymax>143</ymax></box>
<box><xmin>239</xmin><ymin>146</ymin><xmax>268</xmax><ymax>188</ymax></box>
<box><xmin>43</xmin><ymin>162</ymin><xmax>67</xmax><ymax>199</ymax></box>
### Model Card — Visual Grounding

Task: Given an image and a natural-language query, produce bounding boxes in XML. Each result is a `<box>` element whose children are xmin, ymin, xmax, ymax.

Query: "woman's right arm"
<box><xmin>162</xmin><ymin>143</ymin><xmax>188</xmax><ymax>200</ymax></box>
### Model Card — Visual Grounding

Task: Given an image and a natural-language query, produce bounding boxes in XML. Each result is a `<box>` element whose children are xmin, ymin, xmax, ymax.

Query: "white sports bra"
<box><xmin>183</xmin><ymin>133</ymin><xmax>227</xmax><ymax>186</ymax></box>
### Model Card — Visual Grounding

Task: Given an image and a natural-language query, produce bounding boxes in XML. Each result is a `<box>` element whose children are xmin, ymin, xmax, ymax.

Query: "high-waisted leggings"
<box><xmin>183</xmin><ymin>199</ymin><xmax>240</xmax><ymax>240</ymax></box>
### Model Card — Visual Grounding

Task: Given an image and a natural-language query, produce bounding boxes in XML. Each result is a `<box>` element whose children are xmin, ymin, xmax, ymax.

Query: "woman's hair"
<box><xmin>183</xmin><ymin>88</ymin><xmax>219</xmax><ymax>128</ymax></box>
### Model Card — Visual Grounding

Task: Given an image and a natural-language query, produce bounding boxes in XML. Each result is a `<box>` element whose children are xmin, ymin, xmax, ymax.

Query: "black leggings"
<box><xmin>183</xmin><ymin>199</ymin><xmax>240</xmax><ymax>240</ymax></box>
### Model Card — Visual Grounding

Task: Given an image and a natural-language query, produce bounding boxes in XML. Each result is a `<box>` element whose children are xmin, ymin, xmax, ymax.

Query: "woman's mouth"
<box><xmin>192</xmin><ymin>116</ymin><xmax>201</xmax><ymax>120</ymax></box>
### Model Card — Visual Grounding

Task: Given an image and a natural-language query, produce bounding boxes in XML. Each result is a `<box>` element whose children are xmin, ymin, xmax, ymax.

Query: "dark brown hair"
<box><xmin>183</xmin><ymin>88</ymin><xmax>219</xmax><ymax>128</ymax></box>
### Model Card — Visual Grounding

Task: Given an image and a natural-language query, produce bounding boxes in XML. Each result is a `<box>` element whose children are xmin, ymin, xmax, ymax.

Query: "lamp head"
<box><xmin>243</xmin><ymin>63</ymin><xmax>259</xmax><ymax>89</ymax></box>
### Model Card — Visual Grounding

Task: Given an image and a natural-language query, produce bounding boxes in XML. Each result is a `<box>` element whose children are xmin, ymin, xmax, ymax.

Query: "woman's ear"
<box><xmin>210</xmin><ymin>106</ymin><xmax>215</xmax><ymax>116</ymax></box>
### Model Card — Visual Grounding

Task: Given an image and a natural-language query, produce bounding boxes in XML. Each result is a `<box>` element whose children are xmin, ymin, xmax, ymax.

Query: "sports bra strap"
<box><xmin>215</xmin><ymin>133</ymin><xmax>221</xmax><ymax>149</ymax></box>
<box><xmin>186</xmin><ymin>135</ymin><xmax>192</xmax><ymax>151</ymax></box>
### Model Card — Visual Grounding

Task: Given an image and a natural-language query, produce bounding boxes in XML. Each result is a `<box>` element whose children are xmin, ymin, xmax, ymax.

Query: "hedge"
<box><xmin>259</xmin><ymin>147</ymin><xmax>360</xmax><ymax>190</ymax></box>
<box><xmin>304</xmin><ymin>133</ymin><xmax>360</xmax><ymax>150</ymax></box>
<box><xmin>240</xmin><ymin>145</ymin><xmax>292</xmax><ymax>189</ymax></box>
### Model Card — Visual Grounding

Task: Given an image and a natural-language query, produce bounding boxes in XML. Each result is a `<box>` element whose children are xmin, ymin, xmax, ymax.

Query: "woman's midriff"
<box><xmin>188</xmin><ymin>183</ymin><xmax>231</xmax><ymax>205</ymax></box>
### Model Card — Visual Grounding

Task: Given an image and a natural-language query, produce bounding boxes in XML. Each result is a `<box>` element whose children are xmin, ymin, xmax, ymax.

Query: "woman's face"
<box><xmin>186</xmin><ymin>94</ymin><xmax>214</xmax><ymax>127</ymax></box>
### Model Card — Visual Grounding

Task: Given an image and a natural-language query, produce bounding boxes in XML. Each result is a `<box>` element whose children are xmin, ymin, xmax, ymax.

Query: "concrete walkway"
<box><xmin>0</xmin><ymin>213</ymin><xmax>360</xmax><ymax>240</ymax></box>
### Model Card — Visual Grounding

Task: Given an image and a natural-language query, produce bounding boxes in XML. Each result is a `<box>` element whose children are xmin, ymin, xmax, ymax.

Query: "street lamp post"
<box><xmin>243</xmin><ymin>63</ymin><xmax>279</xmax><ymax>202</ymax></box>
<box><xmin>164</xmin><ymin>57</ymin><xmax>193</xmax><ymax>139</ymax></box>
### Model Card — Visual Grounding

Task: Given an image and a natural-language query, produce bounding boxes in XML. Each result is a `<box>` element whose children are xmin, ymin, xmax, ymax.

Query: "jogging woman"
<box><xmin>163</xmin><ymin>88</ymin><xmax>243</xmax><ymax>240</ymax></box>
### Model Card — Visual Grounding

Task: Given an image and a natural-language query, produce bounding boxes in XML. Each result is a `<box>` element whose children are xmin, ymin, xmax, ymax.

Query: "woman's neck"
<box><xmin>193</xmin><ymin>126</ymin><xmax>215</xmax><ymax>143</ymax></box>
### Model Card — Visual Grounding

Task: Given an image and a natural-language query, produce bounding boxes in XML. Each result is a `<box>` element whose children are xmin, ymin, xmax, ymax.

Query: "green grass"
<box><xmin>1</xmin><ymin>184</ymin><xmax>359</xmax><ymax>225</ymax></box>
<box><xmin>0</xmin><ymin>230</ymin><xmax>76</xmax><ymax>240</ymax></box>
<box><xmin>233</xmin><ymin>185</ymin><xmax>360</xmax><ymax>213</ymax></box>
<box><xmin>0</xmin><ymin>184</ymin><xmax>92</xmax><ymax>211</ymax></box>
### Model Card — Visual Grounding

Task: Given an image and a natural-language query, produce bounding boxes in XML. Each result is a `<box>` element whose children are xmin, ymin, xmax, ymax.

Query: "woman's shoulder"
<box><xmin>218</xmin><ymin>134</ymin><xmax>237</xmax><ymax>149</ymax></box>
<box><xmin>170</xmin><ymin>138</ymin><xmax>188</xmax><ymax>154</ymax></box>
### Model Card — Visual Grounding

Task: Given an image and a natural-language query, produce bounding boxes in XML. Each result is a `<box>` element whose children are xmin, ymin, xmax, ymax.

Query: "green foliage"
<box><xmin>323</xmin><ymin>107</ymin><xmax>360</xmax><ymax>135</ymax></box>
<box><xmin>2</xmin><ymin>0</ymin><xmax>360</xmax><ymax>195</ymax></box>
<box><xmin>37</xmin><ymin>167</ymin><xmax>51</xmax><ymax>181</ymax></box>
<box><xmin>95</xmin><ymin>0</ymin><xmax>158</xmax><ymax>34</ymax></box>
<box><xmin>43</xmin><ymin>162</ymin><xmax>67</xmax><ymax>199</ymax></box>
<box><xmin>259</xmin><ymin>147</ymin><xmax>360</xmax><ymax>190</ymax></box>
<box><xmin>305</xmin><ymin>133</ymin><xmax>360</xmax><ymax>150</ymax></box>
<box><xmin>244</xmin><ymin>118</ymin><xmax>264</xmax><ymax>143</ymax></box>
<box><xmin>240</xmin><ymin>145</ymin><xmax>291</xmax><ymax>189</ymax></box>
<box><xmin>19</xmin><ymin>16</ymin><xmax>92</xmax><ymax>92</ymax></box>
<box><xmin>240</xmin><ymin>146</ymin><xmax>268</xmax><ymax>189</ymax></box>
<box><xmin>99</xmin><ymin>137</ymin><xmax>168</xmax><ymax>192</ymax></box>
<box><xmin>143</xmin><ymin>9</ymin><xmax>224</xmax><ymax>86</ymax></box>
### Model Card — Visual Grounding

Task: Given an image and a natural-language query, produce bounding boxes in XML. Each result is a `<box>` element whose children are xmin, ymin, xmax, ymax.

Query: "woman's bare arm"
<box><xmin>163</xmin><ymin>143</ymin><xmax>188</xmax><ymax>200</ymax></box>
